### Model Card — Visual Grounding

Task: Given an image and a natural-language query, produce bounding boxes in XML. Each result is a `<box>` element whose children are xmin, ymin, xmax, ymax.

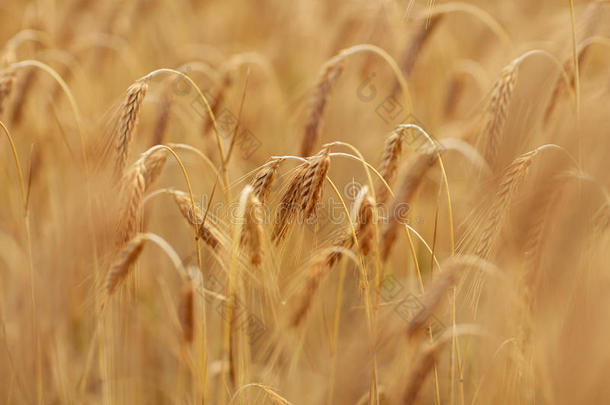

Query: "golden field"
<box><xmin>1</xmin><ymin>0</ymin><xmax>610</xmax><ymax>404</ymax></box>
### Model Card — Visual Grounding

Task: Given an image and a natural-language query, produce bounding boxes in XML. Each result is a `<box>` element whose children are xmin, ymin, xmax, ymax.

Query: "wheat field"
<box><xmin>1</xmin><ymin>0</ymin><xmax>609</xmax><ymax>404</ymax></box>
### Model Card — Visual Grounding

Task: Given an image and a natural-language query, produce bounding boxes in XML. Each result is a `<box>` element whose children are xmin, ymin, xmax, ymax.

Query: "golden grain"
<box><xmin>482</xmin><ymin>63</ymin><xmax>518</xmax><ymax>170</ymax></box>
<box><xmin>105</xmin><ymin>233</ymin><xmax>146</xmax><ymax>295</ymax></box>
<box><xmin>115</xmin><ymin>81</ymin><xmax>148</xmax><ymax>178</ymax></box>
<box><xmin>300</xmin><ymin>62</ymin><xmax>344</xmax><ymax>157</ymax></box>
<box><xmin>251</xmin><ymin>158</ymin><xmax>282</xmax><ymax>204</ymax></box>
<box><xmin>170</xmin><ymin>189</ymin><xmax>221</xmax><ymax>251</ymax></box>
<box><xmin>0</xmin><ymin>68</ymin><xmax>16</xmax><ymax>117</ymax></box>
<box><xmin>239</xmin><ymin>185</ymin><xmax>264</xmax><ymax>266</ymax></box>
<box><xmin>377</xmin><ymin>131</ymin><xmax>403</xmax><ymax>204</ymax></box>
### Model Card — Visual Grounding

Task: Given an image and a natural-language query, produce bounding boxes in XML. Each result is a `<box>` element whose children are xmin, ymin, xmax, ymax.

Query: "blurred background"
<box><xmin>1</xmin><ymin>0</ymin><xmax>610</xmax><ymax>404</ymax></box>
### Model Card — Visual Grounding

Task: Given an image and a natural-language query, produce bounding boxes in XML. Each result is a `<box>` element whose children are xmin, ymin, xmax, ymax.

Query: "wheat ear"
<box><xmin>169</xmin><ymin>190</ymin><xmax>221</xmax><ymax>251</ymax></box>
<box><xmin>251</xmin><ymin>158</ymin><xmax>282</xmax><ymax>204</ymax></box>
<box><xmin>290</xmin><ymin>255</ymin><xmax>331</xmax><ymax>327</ymax></box>
<box><xmin>376</xmin><ymin>131</ymin><xmax>404</xmax><ymax>204</ymax></box>
<box><xmin>443</xmin><ymin>74</ymin><xmax>465</xmax><ymax>119</ymax></box>
<box><xmin>181</xmin><ymin>277</ymin><xmax>195</xmax><ymax>343</ymax></box>
<box><xmin>544</xmin><ymin>43</ymin><xmax>590</xmax><ymax>126</ymax></box>
<box><xmin>327</xmin><ymin>185</ymin><xmax>376</xmax><ymax>266</ymax></box>
<box><xmin>239</xmin><ymin>186</ymin><xmax>264</xmax><ymax>266</ymax></box>
<box><xmin>115</xmin><ymin>81</ymin><xmax>148</xmax><ymax>178</ymax></box>
<box><xmin>203</xmin><ymin>71</ymin><xmax>232</xmax><ymax>137</ymax></box>
<box><xmin>475</xmin><ymin>148</ymin><xmax>539</xmax><ymax>259</ymax></box>
<box><xmin>116</xmin><ymin>148</ymin><xmax>167</xmax><ymax>245</ymax></box>
<box><xmin>523</xmin><ymin>178</ymin><xmax>565</xmax><ymax>273</ymax></box>
<box><xmin>391</xmin><ymin>15</ymin><xmax>443</xmax><ymax>97</ymax></box>
<box><xmin>402</xmin><ymin>340</ymin><xmax>447</xmax><ymax>405</ymax></box>
<box><xmin>105</xmin><ymin>234</ymin><xmax>146</xmax><ymax>295</ymax></box>
<box><xmin>407</xmin><ymin>260</ymin><xmax>461</xmax><ymax>338</ymax></box>
<box><xmin>300</xmin><ymin>146</ymin><xmax>331</xmax><ymax>217</ymax></box>
<box><xmin>520</xmin><ymin>178</ymin><xmax>567</xmax><ymax>310</ymax></box>
<box><xmin>117</xmin><ymin>157</ymin><xmax>146</xmax><ymax>245</ymax></box>
<box><xmin>0</xmin><ymin>68</ymin><xmax>16</xmax><ymax>117</ymax></box>
<box><xmin>300</xmin><ymin>61</ymin><xmax>344</xmax><ymax>157</ymax></box>
<box><xmin>353</xmin><ymin>186</ymin><xmax>375</xmax><ymax>256</ymax></box>
<box><xmin>141</xmin><ymin>148</ymin><xmax>168</xmax><ymax>188</ymax></box>
<box><xmin>272</xmin><ymin>162</ymin><xmax>309</xmax><ymax>243</ymax></box>
<box><xmin>482</xmin><ymin>62</ymin><xmax>518</xmax><ymax>170</ymax></box>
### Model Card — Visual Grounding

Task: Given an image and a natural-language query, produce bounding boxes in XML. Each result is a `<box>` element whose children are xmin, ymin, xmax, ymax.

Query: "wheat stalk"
<box><xmin>300</xmin><ymin>61</ymin><xmax>344</xmax><ymax>157</ymax></box>
<box><xmin>47</xmin><ymin>64</ymin><xmax>74</xmax><ymax>119</ymax></box>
